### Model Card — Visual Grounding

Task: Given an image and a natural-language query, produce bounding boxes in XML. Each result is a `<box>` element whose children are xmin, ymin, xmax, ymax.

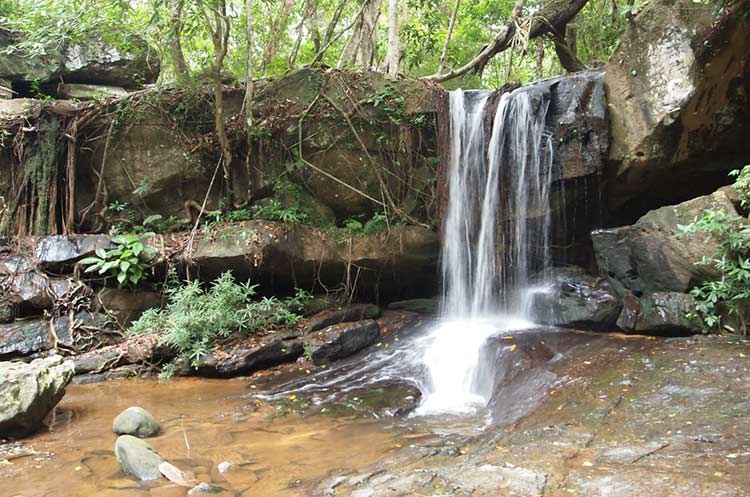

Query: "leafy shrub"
<box><xmin>80</xmin><ymin>234</ymin><xmax>154</xmax><ymax>287</ymax></box>
<box><xmin>342</xmin><ymin>211</ymin><xmax>389</xmax><ymax>236</ymax></box>
<box><xmin>129</xmin><ymin>271</ymin><xmax>310</xmax><ymax>373</ymax></box>
<box><xmin>680</xmin><ymin>165</ymin><xmax>750</xmax><ymax>333</ymax></box>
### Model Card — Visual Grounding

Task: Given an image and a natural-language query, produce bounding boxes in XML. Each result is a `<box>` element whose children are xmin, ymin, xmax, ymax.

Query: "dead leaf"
<box><xmin>159</xmin><ymin>461</ymin><xmax>197</xmax><ymax>487</ymax></box>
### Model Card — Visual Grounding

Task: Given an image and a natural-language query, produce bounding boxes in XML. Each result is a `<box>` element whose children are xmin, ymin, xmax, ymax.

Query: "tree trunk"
<box><xmin>261</xmin><ymin>0</ymin><xmax>295</xmax><ymax>73</ymax></box>
<box><xmin>338</xmin><ymin>0</ymin><xmax>383</xmax><ymax>69</ymax></box>
<box><xmin>169</xmin><ymin>0</ymin><xmax>189</xmax><ymax>84</ymax></box>
<box><xmin>437</xmin><ymin>0</ymin><xmax>461</xmax><ymax>74</ymax></box>
<box><xmin>553</xmin><ymin>25</ymin><xmax>585</xmax><ymax>72</ymax></box>
<box><xmin>382</xmin><ymin>0</ymin><xmax>401</xmax><ymax>75</ymax></box>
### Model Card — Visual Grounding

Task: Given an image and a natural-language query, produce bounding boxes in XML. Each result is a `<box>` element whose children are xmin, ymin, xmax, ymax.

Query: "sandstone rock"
<box><xmin>0</xmin><ymin>30</ymin><xmax>62</xmax><ymax>85</ymax></box>
<box><xmin>305</xmin><ymin>320</ymin><xmax>381</xmax><ymax>365</ymax></box>
<box><xmin>62</xmin><ymin>37</ymin><xmax>160</xmax><ymax>88</ymax></box>
<box><xmin>529</xmin><ymin>268</ymin><xmax>622</xmax><ymax>330</ymax></box>
<box><xmin>115</xmin><ymin>435</ymin><xmax>164</xmax><ymax>481</ymax></box>
<box><xmin>617</xmin><ymin>292</ymin><xmax>703</xmax><ymax>335</ymax></box>
<box><xmin>304</xmin><ymin>304</ymin><xmax>381</xmax><ymax>333</ymax></box>
<box><xmin>34</xmin><ymin>234</ymin><xmax>113</xmax><ymax>270</ymax></box>
<box><xmin>605</xmin><ymin>0</ymin><xmax>750</xmax><ymax>213</ymax></box>
<box><xmin>592</xmin><ymin>189</ymin><xmax>736</xmax><ymax>295</ymax></box>
<box><xmin>0</xmin><ymin>355</ymin><xmax>74</xmax><ymax>438</ymax></box>
<box><xmin>188</xmin><ymin>221</ymin><xmax>439</xmax><ymax>300</ymax></box>
<box><xmin>191</xmin><ymin>337</ymin><xmax>304</xmax><ymax>378</ymax></box>
<box><xmin>113</xmin><ymin>406</ymin><xmax>160</xmax><ymax>437</ymax></box>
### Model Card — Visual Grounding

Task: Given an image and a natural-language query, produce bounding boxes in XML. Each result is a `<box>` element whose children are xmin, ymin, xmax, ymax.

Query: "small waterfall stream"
<box><xmin>415</xmin><ymin>85</ymin><xmax>555</xmax><ymax>415</ymax></box>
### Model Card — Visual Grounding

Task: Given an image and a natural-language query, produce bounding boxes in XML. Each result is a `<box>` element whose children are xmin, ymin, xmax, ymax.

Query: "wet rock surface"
<box><xmin>114</xmin><ymin>435</ymin><xmax>163</xmax><ymax>481</ymax></box>
<box><xmin>305</xmin><ymin>320</ymin><xmax>381</xmax><ymax>366</ymax></box>
<box><xmin>592</xmin><ymin>189</ymin><xmax>736</xmax><ymax>295</ymax></box>
<box><xmin>617</xmin><ymin>291</ymin><xmax>703</xmax><ymax>335</ymax></box>
<box><xmin>530</xmin><ymin>268</ymin><xmax>622</xmax><ymax>329</ymax></box>
<box><xmin>0</xmin><ymin>355</ymin><xmax>74</xmax><ymax>438</ymax></box>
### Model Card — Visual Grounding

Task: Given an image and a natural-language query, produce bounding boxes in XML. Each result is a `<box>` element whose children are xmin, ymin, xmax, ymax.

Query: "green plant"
<box><xmin>341</xmin><ymin>211</ymin><xmax>389</xmax><ymax>236</ymax></box>
<box><xmin>80</xmin><ymin>234</ymin><xmax>154</xmax><ymax>287</ymax></box>
<box><xmin>679</xmin><ymin>165</ymin><xmax>750</xmax><ymax>333</ymax></box>
<box><xmin>129</xmin><ymin>272</ymin><xmax>311</xmax><ymax>376</ymax></box>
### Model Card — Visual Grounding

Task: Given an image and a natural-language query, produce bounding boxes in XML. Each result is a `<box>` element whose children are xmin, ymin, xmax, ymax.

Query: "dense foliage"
<box><xmin>681</xmin><ymin>166</ymin><xmax>750</xmax><ymax>335</ymax></box>
<box><xmin>129</xmin><ymin>271</ymin><xmax>311</xmax><ymax>375</ymax></box>
<box><xmin>0</xmin><ymin>0</ymin><xmax>637</xmax><ymax>89</ymax></box>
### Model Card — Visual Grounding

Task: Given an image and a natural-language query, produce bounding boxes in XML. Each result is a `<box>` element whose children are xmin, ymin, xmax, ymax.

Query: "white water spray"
<box><xmin>416</xmin><ymin>85</ymin><xmax>555</xmax><ymax>416</ymax></box>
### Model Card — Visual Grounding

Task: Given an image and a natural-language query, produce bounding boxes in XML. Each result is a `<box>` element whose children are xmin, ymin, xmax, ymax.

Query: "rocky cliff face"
<box><xmin>605</xmin><ymin>0</ymin><xmax>750</xmax><ymax>217</ymax></box>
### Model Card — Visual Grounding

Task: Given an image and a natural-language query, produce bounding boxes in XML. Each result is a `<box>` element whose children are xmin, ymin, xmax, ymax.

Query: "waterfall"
<box><xmin>416</xmin><ymin>85</ymin><xmax>555</xmax><ymax>416</ymax></box>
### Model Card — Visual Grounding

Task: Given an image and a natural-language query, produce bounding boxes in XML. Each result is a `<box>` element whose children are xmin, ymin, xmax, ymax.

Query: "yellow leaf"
<box><xmin>509</xmin><ymin>344</ymin><xmax>517</xmax><ymax>352</ymax></box>
<box><xmin>582</xmin><ymin>461</ymin><xmax>594</xmax><ymax>467</ymax></box>
<box><xmin>289</xmin><ymin>394</ymin><xmax>297</xmax><ymax>400</ymax></box>
<box><xmin>74</xmin><ymin>466</ymin><xmax>82</xmax><ymax>471</ymax></box>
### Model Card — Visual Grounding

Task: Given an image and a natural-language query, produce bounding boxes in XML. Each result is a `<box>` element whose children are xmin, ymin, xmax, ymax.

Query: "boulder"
<box><xmin>0</xmin><ymin>29</ymin><xmax>62</xmax><ymax>85</ymax></box>
<box><xmin>113</xmin><ymin>406</ymin><xmax>160</xmax><ymax>437</ymax></box>
<box><xmin>592</xmin><ymin>189</ymin><xmax>737</xmax><ymax>295</ymax></box>
<box><xmin>0</xmin><ymin>355</ymin><xmax>74</xmax><ymax>438</ymax></box>
<box><xmin>93</xmin><ymin>288</ymin><xmax>163</xmax><ymax>328</ymax></box>
<box><xmin>0</xmin><ymin>296</ymin><xmax>14</xmax><ymax>323</ymax></box>
<box><xmin>605</xmin><ymin>0</ymin><xmax>750</xmax><ymax>214</ymax></box>
<box><xmin>305</xmin><ymin>320</ymin><xmax>381</xmax><ymax>365</ymax></box>
<box><xmin>34</xmin><ymin>234</ymin><xmax>113</xmax><ymax>270</ymax></box>
<box><xmin>188</xmin><ymin>221</ymin><xmax>439</xmax><ymax>300</ymax></box>
<box><xmin>304</xmin><ymin>304</ymin><xmax>381</xmax><ymax>333</ymax></box>
<box><xmin>115</xmin><ymin>435</ymin><xmax>163</xmax><ymax>481</ymax></box>
<box><xmin>62</xmin><ymin>37</ymin><xmax>160</xmax><ymax>88</ymax></box>
<box><xmin>0</xmin><ymin>318</ymin><xmax>69</xmax><ymax>358</ymax></box>
<box><xmin>529</xmin><ymin>268</ymin><xmax>622</xmax><ymax>330</ymax></box>
<box><xmin>617</xmin><ymin>292</ymin><xmax>703</xmax><ymax>335</ymax></box>
<box><xmin>190</xmin><ymin>337</ymin><xmax>304</xmax><ymax>378</ymax></box>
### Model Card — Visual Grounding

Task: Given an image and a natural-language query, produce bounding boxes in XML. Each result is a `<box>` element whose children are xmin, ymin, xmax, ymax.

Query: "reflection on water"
<box><xmin>0</xmin><ymin>378</ymin><xmax>402</xmax><ymax>497</ymax></box>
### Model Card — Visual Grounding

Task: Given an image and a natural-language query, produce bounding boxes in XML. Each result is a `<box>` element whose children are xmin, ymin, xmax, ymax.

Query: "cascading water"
<box><xmin>415</xmin><ymin>84</ymin><xmax>555</xmax><ymax>416</ymax></box>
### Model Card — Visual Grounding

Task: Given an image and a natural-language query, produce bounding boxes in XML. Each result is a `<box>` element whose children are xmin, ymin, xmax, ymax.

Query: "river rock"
<box><xmin>304</xmin><ymin>304</ymin><xmax>381</xmax><ymax>333</ymax></box>
<box><xmin>605</xmin><ymin>0</ymin><xmax>750</xmax><ymax>214</ymax></box>
<box><xmin>191</xmin><ymin>337</ymin><xmax>304</xmax><ymax>378</ymax></box>
<box><xmin>0</xmin><ymin>296</ymin><xmax>14</xmax><ymax>323</ymax></box>
<box><xmin>617</xmin><ymin>292</ymin><xmax>703</xmax><ymax>335</ymax></box>
<box><xmin>113</xmin><ymin>406</ymin><xmax>160</xmax><ymax>437</ymax></box>
<box><xmin>305</xmin><ymin>320</ymin><xmax>381</xmax><ymax>365</ymax></box>
<box><xmin>386</xmin><ymin>298</ymin><xmax>438</xmax><ymax>315</ymax></box>
<box><xmin>0</xmin><ymin>355</ymin><xmax>74</xmax><ymax>438</ymax></box>
<box><xmin>115</xmin><ymin>435</ymin><xmax>164</xmax><ymax>481</ymax></box>
<box><xmin>0</xmin><ymin>318</ymin><xmax>69</xmax><ymax>358</ymax></box>
<box><xmin>592</xmin><ymin>189</ymin><xmax>736</xmax><ymax>296</ymax></box>
<box><xmin>93</xmin><ymin>288</ymin><xmax>163</xmax><ymax>328</ymax></box>
<box><xmin>529</xmin><ymin>268</ymin><xmax>622</xmax><ymax>330</ymax></box>
<box><xmin>56</xmin><ymin>83</ymin><xmax>128</xmax><ymax>100</ymax></box>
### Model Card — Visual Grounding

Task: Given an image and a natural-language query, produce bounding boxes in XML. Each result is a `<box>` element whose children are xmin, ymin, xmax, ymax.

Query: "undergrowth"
<box><xmin>128</xmin><ymin>271</ymin><xmax>312</xmax><ymax>377</ymax></box>
<box><xmin>679</xmin><ymin>165</ymin><xmax>750</xmax><ymax>335</ymax></box>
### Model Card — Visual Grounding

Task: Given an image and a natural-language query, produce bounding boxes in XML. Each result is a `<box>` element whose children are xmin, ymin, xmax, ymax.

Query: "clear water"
<box><xmin>416</xmin><ymin>85</ymin><xmax>555</xmax><ymax>415</ymax></box>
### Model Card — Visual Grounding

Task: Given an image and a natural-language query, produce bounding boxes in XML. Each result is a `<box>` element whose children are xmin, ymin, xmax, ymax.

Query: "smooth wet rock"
<box><xmin>386</xmin><ymin>298</ymin><xmax>438</xmax><ymax>315</ymax></box>
<box><xmin>0</xmin><ymin>355</ymin><xmax>74</xmax><ymax>438</ymax></box>
<box><xmin>34</xmin><ymin>234</ymin><xmax>113</xmax><ymax>270</ymax></box>
<box><xmin>592</xmin><ymin>189</ymin><xmax>736</xmax><ymax>295</ymax></box>
<box><xmin>530</xmin><ymin>268</ymin><xmax>622</xmax><ymax>329</ymax></box>
<box><xmin>113</xmin><ymin>406</ymin><xmax>160</xmax><ymax>437</ymax></box>
<box><xmin>192</xmin><ymin>337</ymin><xmax>303</xmax><ymax>378</ymax></box>
<box><xmin>305</xmin><ymin>304</ymin><xmax>381</xmax><ymax>333</ymax></box>
<box><xmin>617</xmin><ymin>292</ymin><xmax>703</xmax><ymax>335</ymax></box>
<box><xmin>115</xmin><ymin>435</ymin><xmax>164</xmax><ymax>481</ymax></box>
<box><xmin>306</xmin><ymin>320</ymin><xmax>381</xmax><ymax>365</ymax></box>
<box><xmin>0</xmin><ymin>318</ymin><xmax>69</xmax><ymax>358</ymax></box>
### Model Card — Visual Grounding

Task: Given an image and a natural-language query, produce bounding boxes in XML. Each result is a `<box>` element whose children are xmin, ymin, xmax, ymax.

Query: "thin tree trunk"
<box><xmin>382</xmin><ymin>0</ymin><xmax>400</xmax><ymax>75</ymax></box>
<box><xmin>244</xmin><ymin>0</ymin><xmax>255</xmax><ymax>196</ymax></box>
<box><xmin>202</xmin><ymin>0</ymin><xmax>233</xmax><ymax>201</ymax></box>
<box><xmin>437</xmin><ymin>0</ymin><xmax>461</xmax><ymax>74</ymax></box>
<box><xmin>553</xmin><ymin>25</ymin><xmax>585</xmax><ymax>72</ymax></box>
<box><xmin>424</xmin><ymin>0</ymin><xmax>591</xmax><ymax>83</ymax></box>
<box><xmin>288</xmin><ymin>0</ymin><xmax>315</xmax><ymax>69</ymax></box>
<box><xmin>535</xmin><ymin>37</ymin><xmax>544</xmax><ymax>79</ymax></box>
<box><xmin>169</xmin><ymin>0</ymin><xmax>190</xmax><ymax>84</ymax></box>
<box><xmin>261</xmin><ymin>0</ymin><xmax>295</xmax><ymax>72</ymax></box>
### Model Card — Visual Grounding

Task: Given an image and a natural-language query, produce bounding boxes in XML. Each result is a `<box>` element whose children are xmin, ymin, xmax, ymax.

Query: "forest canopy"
<box><xmin>0</xmin><ymin>0</ymin><xmax>641</xmax><ymax>89</ymax></box>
